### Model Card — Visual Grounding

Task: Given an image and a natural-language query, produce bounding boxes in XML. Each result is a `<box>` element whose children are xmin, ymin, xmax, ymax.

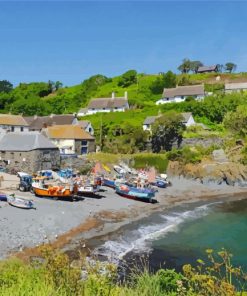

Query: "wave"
<box><xmin>92</xmin><ymin>202</ymin><xmax>220</xmax><ymax>263</ymax></box>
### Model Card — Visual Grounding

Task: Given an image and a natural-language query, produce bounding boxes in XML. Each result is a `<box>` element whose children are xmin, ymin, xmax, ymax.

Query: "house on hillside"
<box><xmin>24</xmin><ymin>114</ymin><xmax>78</xmax><ymax>131</ymax></box>
<box><xmin>156</xmin><ymin>85</ymin><xmax>205</xmax><ymax>105</ymax></box>
<box><xmin>78</xmin><ymin>92</ymin><xmax>129</xmax><ymax>116</ymax></box>
<box><xmin>0</xmin><ymin>114</ymin><xmax>29</xmax><ymax>133</ymax></box>
<box><xmin>77</xmin><ymin>120</ymin><xmax>94</xmax><ymax>135</ymax></box>
<box><xmin>197</xmin><ymin>65</ymin><xmax>219</xmax><ymax>73</ymax></box>
<box><xmin>225</xmin><ymin>82</ymin><xmax>247</xmax><ymax>93</ymax></box>
<box><xmin>42</xmin><ymin>125</ymin><xmax>95</xmax><ymax>155</ymax></box>
<box><xmin>0</xmin><ymin>132</ymin><xmax>60</xmax><ymax>173</ymax></box>
<box><xmin>142</xmin><ymin>112</ymin><xmax>195</xmax><ymax>131</ymax></box>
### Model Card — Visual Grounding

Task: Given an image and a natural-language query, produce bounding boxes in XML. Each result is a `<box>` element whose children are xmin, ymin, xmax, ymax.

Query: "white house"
<box><xmin>42</xmin><ymin>125</ymin><xmax>95</xmax><ymax>155</ymax></box>
<box><xmin>156</xmin><ymin>84</ymin><xmax>205</xmax><ymax>105</ymax></box>
<box><xmin>142</xmin><ymin>112</ymin><xmax>195</xmax><ymax>131</ymax></box>
<box><xmin>225</xmin><ymin>82</ymin><xmax>247</xmax><ymax>93</ymax></box>
<box><xmin>0</xmin><ymin>114</ymin><xmax>29</xmax><ymax>133</ymax></box>
<box><xmin>78</xmin><ymin>92</ymin><xmax>129</xmax><ymax>116</ymax></box>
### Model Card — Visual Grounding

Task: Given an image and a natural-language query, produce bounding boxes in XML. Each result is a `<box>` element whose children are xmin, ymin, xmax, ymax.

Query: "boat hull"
<box><xmin>33</xmin><ymin>187</ymin><xmax>73</xmax><ymax>198</ymax></box>
<box><xmin>77</xmin><ymin>185</ymin><xmax>99</xmax><ymax>195</ymax></box>
<box><xmin>102</xmin><ymin>178</ymin><xmax>115</xmax><ymax>189</ymax></box>
<box><xmin>7</xmin><ymin>196</ymin><xmax>35</xmax><ymax>209</ymax></box>
<box><xmin>0</xmin><ymin>193</ymin><xmax>7</xmax><ymax>201</ymax></box>
<box><xmin>115</xmin><ymin>185</ymin><xmax>155</xmax><ymax>203</ymax></box>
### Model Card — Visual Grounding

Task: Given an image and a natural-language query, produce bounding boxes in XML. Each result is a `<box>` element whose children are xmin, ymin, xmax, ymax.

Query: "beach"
<box><xmin>0</xmin><ymin>174</ymin><xmax>247</xmax><ymax>261</ymax></box>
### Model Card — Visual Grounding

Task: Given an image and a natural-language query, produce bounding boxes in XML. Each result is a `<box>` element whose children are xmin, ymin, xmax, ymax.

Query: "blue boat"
<box><xmin>0</xmin><ymin>193</ymin><xmax>7</xmax><ymax>202</ymax></box>
<box><xmin>151</xmin><ymin>179</ymin><xmax>168</xmax><ymax>188</ymax></box>
<box><xmin>102</xmin><ymin>178</ymin><xmax>116</xmax><ymax>189</ymax></box>
<box><xmin>115</xmin><ymin>184</ymin><xmax>155</xmax><ymax>203</ymax></box>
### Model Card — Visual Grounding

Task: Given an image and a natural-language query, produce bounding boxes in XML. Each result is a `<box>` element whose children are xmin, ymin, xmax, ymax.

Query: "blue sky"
<box><xmin>0</xmin><ymin>1</ymin><xmax>246</xmax><ymax>86</ymax></box>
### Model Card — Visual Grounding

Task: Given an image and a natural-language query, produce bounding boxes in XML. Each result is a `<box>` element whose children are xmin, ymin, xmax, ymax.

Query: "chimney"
<box><xmin>111</xmin><ymin>92</ymin><xmax>115</xmax><ymax>99</ymax></box>
<box><xmin>124</xmin><ymin>91</ymin><xmax>128</xmax><ymax>99</ymax></box>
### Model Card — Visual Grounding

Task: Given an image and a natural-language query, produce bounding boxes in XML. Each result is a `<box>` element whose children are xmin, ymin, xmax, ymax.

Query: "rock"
<box><xmin>212</xmin><ymin>149</ymin><xmax>228</xmax><ymax>163</ymax></box>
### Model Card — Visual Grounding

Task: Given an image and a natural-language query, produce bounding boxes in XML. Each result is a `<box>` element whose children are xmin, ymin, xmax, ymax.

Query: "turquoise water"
<box><xmin>150</xmin><ymin>198</ymin><xmax>247</xmax><ymax>270</ymax></box>
<box><xmin>94</xmin><ymin>197</ymin><xmax>247</xmax><ymax>271</ymax></box>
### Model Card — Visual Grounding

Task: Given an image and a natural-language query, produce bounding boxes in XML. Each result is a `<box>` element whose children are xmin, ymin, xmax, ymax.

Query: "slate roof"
<box><xmin>181</xmin><ymin>112</ymin><xmax>192</xmax><ymax>122</ymax></box>
<box><xmin>77</xmin><ymin>120</ymin><xmax>90</xmax><ymax>129</ymax></box>
<box><xmin>143</xmin><ymin>113</ymin><xmax>193</xmax><ymax>126</ymax></box>
<box><xmin>0</xmin><ymin>132</ymin><xmax>57</xmax><ymax>151</ymax></box>
<box><xmin>43</xmin><ymin>125</ymin><xmax>94</xmax><ymax>140</ymax></box>
<box><xmin>24</xmin><ymin>114</ymin><xmax>76</xmax><ymax>131</ymax></box>
<box><xmin>143</xmin><ymin>116</ymin><xmax>159</xmax><ymax>125</ymax></box>
<box><xmin>88</xmin><ymin>97</ymin><xmax>128</xmax><ymax>109</ymax></box>
<box><xmin>0</xmin><ymin>114</ymin><xmax>28</xmax><ymax>126</ymax></box>
<box><xmin>225</xmin><ymin>82</ymin><xmax>247</xmax><ymax>90</ymax></box>
<box><xmin>163</xmin><ymin>85</ymin><xmax>204</xmax><ymax>98</ymax></box>
<box><xmin>197</xmin><ymin>65</ymin><xmax>218</xmax><ymax>73</ymax></box>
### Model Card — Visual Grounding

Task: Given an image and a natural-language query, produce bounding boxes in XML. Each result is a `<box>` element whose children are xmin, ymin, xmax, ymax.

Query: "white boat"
<box><xmin>77</xmin><ymin>184</ymin><xmax>100</xmax><ymax>195</ymax></box>
<box><xmin>7</xmin><ymin>194</ymin><xmax>35</xmax><ymax>209</ymax></box>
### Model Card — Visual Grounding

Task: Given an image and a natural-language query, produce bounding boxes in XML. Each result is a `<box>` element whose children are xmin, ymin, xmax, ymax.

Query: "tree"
<box><xmin>223</xmin><ymin>105</ymin><xmax>247</xmax><ymax>136</ymax></box>
<box><xmin>151</xmin><ymin>112</ymin><xmax>185</xmax><ymax>152</ymax></box>
<box><xmin>0</xmin><ymin>80</ymin><xmax>13</xmax><ymax>93</ymax></box>
<box><xmin>150</xmin><ymin>71</ymin><xmax>176</xmax><ymax>94</ymax></box>
<box><xmin>178</xmin><ymin>59</ymin><xmax>191</xmax><ymax>74</ymax></box>
<box><xmin>55</xmin><ymin>81</ymin><xmax>63</xmax><ymax>91</ymax></box>
<box><xmin>178</xmin><ymin>59</ymin><xmax>203</xmax><ymax>74</ymax></box>
<box><xmin>118</xmin><ymin>70</ymin><xmax>137</xmax><ymax>87</ymax></box>
<box><xmin>191</xmin><ymin>61</ymin><xmax>203</xmax><ymax>73</ymax></box>
<box><xmin>225</xmin><ymin>62</ymin><xmax>237</xmax><ymax>73</ymax></box>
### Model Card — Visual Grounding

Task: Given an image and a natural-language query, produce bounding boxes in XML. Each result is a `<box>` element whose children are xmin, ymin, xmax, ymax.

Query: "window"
<box><xmin>88</xmin><ymin>127</ymin><xmax>92</xmax><ymax>133</ymax></box>
<box><xmin>20</xmin><ymin>127</ymin><xmax>24</xmax><ymax>132</ymax></box>
<box><xmin>81</xmin><ymin>140</ymin><xmax>87</xmax><ymax>146</ymax></box>
<box><xmin>11</xmin><ymin>126</ymin><xmax>14</xmax><ymax>132</ymax></box>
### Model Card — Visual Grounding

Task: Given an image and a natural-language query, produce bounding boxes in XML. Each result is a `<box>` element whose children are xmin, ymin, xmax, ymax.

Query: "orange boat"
<box><xmin>32</xmin><ymin>177</ymin><xmax>77</xmax><ymax>200</ymax></box>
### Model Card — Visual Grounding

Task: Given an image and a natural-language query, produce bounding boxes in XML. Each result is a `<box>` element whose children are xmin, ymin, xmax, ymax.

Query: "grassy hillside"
<box><xmin>2</xmin><ymin>71</ymin><xmax>247</xmax><ymax>116</ymax></box>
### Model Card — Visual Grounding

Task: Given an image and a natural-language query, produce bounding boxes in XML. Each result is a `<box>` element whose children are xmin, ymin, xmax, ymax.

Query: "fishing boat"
<box><xmin>77</xmin><ymin>184</ymin><xmax>100</xmax><ymax>195</ymax></box>
<box><xmin>32</xmin><ymin>177</ymin><xmax>76</xmax><ymax>199</ymax></box>
<box><xmin>102</xmin><ymin>178</ymin><xmax>116</xmax><ymax>189</ymax></box>
<box><xmin>115</xmin><ymin>184</ymin><xmax>155</xmax><ymax>203</ymax></box>
<box><xmin>7</xmin><ymin>194</ymin><xmax>35</xmax><ymax>209</ymax></box>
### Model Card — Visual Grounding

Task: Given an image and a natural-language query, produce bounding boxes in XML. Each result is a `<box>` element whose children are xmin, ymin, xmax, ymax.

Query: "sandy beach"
<box><xmin>0</xmin><ymin>175</ymin><xmax>247</xmax><ymax>261</ymax></box>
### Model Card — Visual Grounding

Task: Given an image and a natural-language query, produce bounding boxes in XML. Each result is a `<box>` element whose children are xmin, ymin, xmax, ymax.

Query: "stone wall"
<box><xmin>0</xmin><ymin>149</ymin><xmax>60</xmax><ymax>174</ymax></box>
<box><xmin>181</xmin><ymin>137</ymin><xmax>224</xmax><ymax>148</ymax></box>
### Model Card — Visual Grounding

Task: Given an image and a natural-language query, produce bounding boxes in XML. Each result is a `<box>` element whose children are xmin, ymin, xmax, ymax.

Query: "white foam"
<box><xmin>93</xmin><ymin>202</ymin><xmax>220</xmax><ymax>263</ymax></box>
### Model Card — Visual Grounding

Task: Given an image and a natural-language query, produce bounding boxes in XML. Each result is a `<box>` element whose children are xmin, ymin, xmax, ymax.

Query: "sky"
<box><xmin>0</xmin><ymin>1</ymin><xmax>246</xmax><ymax>86</ymax></box>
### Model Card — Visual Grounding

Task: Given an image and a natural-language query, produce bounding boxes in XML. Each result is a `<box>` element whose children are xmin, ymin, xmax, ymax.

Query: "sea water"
<box><xmin>92</xmin><ymin>197</ymin><xmax>247</xmax><ymax>272</ymax></box>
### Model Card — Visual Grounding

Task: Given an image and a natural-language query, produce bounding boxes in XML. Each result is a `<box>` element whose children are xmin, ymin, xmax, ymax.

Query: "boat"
<box><xmin>77</xmin><ymin>184</ymin><xmax>100</xmax><ymax>195</ymax></box>
<box><xmin>115</xmin><ymin>184</ymin><xmax>155</xmax><ymax>203</ymax></box>
<box><xmin>7</xmin><ymin>194</ymin><xmax>35</xmax><ymax>209</ymax></box>
<box><xmin>32</xmin><ymin>177</ymin><xmax>76</xmax><ymax>199</ymax></box>
<box><xmin>0</xmin><ymin>192</ymin><xmax>7</xmax><ymax>202</ymax></box>
<box><xmin>150</xmin><ymin>178</ymin><xmax>168</xmax><ymax>188</ymax></box>
<box><xmin>102</xmin><ymin>178</ymin><xmax>116</xmax><ymax>189</ymax></box>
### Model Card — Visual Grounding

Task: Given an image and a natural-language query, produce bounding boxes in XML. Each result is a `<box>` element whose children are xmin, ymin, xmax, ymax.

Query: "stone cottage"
<box><xmin>0</xmin><ymin>132</ymin><xmax>60</xmax><ymax>174</ymax></box>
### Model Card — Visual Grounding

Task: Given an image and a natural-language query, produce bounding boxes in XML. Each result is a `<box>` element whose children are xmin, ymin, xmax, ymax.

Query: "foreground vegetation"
<box><xmin>0</xmin><ymin>247</ymin><xmax>246</xmax><ymax>295</ymax></box>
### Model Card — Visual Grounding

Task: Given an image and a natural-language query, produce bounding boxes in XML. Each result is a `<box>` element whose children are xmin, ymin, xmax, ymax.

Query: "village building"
<box><xmin>42</xmin><ymin>125</ymin><xmax>95</xmax><ymax>155</ymax></box>
<box><xmin>0</xmin><ymin>132</ymin><xmax>60</xmax><ymax>173</ymax></box>
<box><xmin>77</xmin><ymin>120</ymin><xmax>94</xmax><ymax>135</ymax></box>
<box><xmin>0</xmin><ymin>114</ymin><xmax>29</xmax><ymax>133</ymax></box>
<box><xmin>197</xmin><ymin>65</ymin><xmax>219</xmax><ymax>73</ymax></box>
<box><xmin>224</xmin><ymin>82</ymin><xmax>247</xmax><ymax>93</ymax></box>
<box><xmin>24</xmin><ymin>114</ymin><xmax>78</xmax><ymax>131</ymax></box>
<box><xmin>156</xmin><ymin>84</ymin><xmax>205</xmax><ymax>105</ymax></box>
<box><xmin>78</xmin><ymin>92</ymin><xmax>129</xmax><ymax>116</ymax></box>
<box><xmin>143</xmin><ymin>112</ymin><xmax>195</xmax><ymax>131</ymax></box>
